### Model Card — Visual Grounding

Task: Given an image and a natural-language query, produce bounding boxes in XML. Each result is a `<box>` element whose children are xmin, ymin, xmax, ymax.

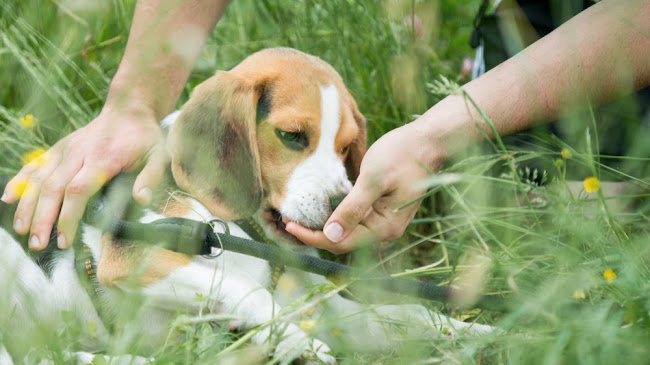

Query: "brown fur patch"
<box><xmin>97</xmin><ymin>234</ymin><xmax>192</xmax><ymax>288</ymax></box>
<box><xmin>159</xmin><ymin>194</ymin><xmax>192</xmax><ymax>217</ymax></box>
<box><xmin>343</xmin><ymin>97</ymin><xmax>367</xmax><ymax>181</ymax></box>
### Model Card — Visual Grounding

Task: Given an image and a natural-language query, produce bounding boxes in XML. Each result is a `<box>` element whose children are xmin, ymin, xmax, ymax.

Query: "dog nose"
<box><xmin>329</xmin><ymin>194</ymin><xmax>347</xmax><ymax>211</ymax></box>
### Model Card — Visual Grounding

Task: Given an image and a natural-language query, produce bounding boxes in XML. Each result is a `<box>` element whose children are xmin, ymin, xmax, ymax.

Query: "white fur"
<box><xmin>281</xmin><ymin>84</ymin><xmax>352</xmax><ymax>229</ymax></box>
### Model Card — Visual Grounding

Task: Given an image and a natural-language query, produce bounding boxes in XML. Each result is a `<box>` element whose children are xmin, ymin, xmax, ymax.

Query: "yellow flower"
<box><xmin>583</xmin><ymin>176</ymin><xmax>600</xmax><ymax>193</ymax></box>
<box><xmin>603</xmin><ymin>269</ymin><xmax>617</xmax><ymax>283</ymax></box>
<box><xmin>572</xmin><ymin>290</ymin><xmax>586</xmax><ymax>300</ymax></box>
<box><xmin>330</xmin><ymin>328</ymin><xmax>341</xmax><ymax>337</ymax></box>
<box><xmin>21</xmin><ymin>148</ymin><xmax>48</xmax><ymax>167</ymax></box>
<box><xmin>560</xmin><ymin>148</ymin><xmax>573</xmax><ymax>159</ymax></box>
<box><xmin>11</xmin><ymin>178</ymin><xmax>28</xmax><ymax>199</ymax></box>
<box><xmin>299</xmin><ymin>320</ymin><xmax>316</xmax><ymax>333</ymax></box>
<box><xmin>19</xmin><ymin>114</ymin><xmax>38</xmax><ymax>128</ymax></box>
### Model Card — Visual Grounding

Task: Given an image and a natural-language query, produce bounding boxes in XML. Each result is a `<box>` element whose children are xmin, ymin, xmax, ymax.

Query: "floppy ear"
<box><xmin>345</xmin><ymin>99</ymin><xmax>367</xmax><ymax>181</ymax></box>
<box><xmin>168</xmin><ymin>71</ymin><xmax>266</xmax><ymax>220</ymax></box>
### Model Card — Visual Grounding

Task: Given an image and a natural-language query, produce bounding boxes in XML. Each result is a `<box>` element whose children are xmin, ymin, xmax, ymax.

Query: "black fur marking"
<box><xmin>256</xmin><ymin>88</ymin><xmax>271</xmax><ymax>123</ymax></box>
<box><xmin>179</xmin><ymin>150</ymin><xmax>195</xmax><ymax>177</ymax></box>
<box><xmin>220</xmin><ymin>122</ymin><xmax>243</xmax><ymax>169</ymax></box>
<box><xmin>210</xmin><ymin>187</ymin><xmax>226</xmax><ymax>203</ymax></box>
<box><xmin>0</xmin><ymin>195</ymin><xmax>57</xmax><ymax>278</ymax></box>
<box><xmin>30</xmin><ymin>243</ymin><xmax>59</xmax><ymax>277</ymax></box>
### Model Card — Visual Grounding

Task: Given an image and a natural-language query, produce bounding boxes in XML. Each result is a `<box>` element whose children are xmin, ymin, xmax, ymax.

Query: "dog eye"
<box><xmin>340</xmin><ymin>146</ymin><xmax>350</xmax><ymax>155</ymax></box>
<box><xmin>275</xmin><ymin>129</ymin><xmax>309</xmax><ymax>151</ymax></box>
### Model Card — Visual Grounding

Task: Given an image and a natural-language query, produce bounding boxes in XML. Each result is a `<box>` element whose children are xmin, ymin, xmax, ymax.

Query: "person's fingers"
<box><xmin>286</xmin><ymin>220</ymin><xmax>376</xmax><ymax>254</ymax></box>
<box><xmin>56</xmin><ymin>165</ymin><xmax>111</xmax><ymax>249</ymax></box>
<box><xmin>28</xmin><ymin>159</ymin><xmax>84</xmax><ymax>251</ymax></box>
<box><xmin>13</xmin><ymin>156</ymin><xmax>62</xmax><ymax>239</ymax></box>
<box><xmin>322</xmin><ymin>174</ymin><xmax>384</xmax><ymax>243</ymax></box>
<box><xmin>1</xmin><ymin>161</ymin><xmax>42</xmax><ymax>204</ymax></box>
<box><xmin>362</xmin><ymin>204</ymin><xmax>410</xmax><ymax>242</ymax></box>
<box><xmin>132</xmin><ymin>148</ymin><xmax>168</xmax><ymax>205</ymax></box>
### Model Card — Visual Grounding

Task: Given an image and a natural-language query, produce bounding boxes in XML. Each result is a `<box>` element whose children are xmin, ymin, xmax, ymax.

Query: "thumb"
<box><xmin>323</xmin><ymin>174</ymin><xmax>383</xmax><ymax>243</ymax></box>
<box><xmin>133</xmin><ymin>150</ymin><xmax>168</xmax><ymax>205</ymax></box>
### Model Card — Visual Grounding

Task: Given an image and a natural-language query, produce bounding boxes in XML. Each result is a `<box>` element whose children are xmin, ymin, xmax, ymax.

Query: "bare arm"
<box><xmin>290</xmin><ymin>0</ymin><xmax>650</xmax><ymax>253</ymax></box>
<box><xmin>107</xmin><ymin>0</ymin><xmax>231</xmax><ymax>120</ymax></box>
<box><xmin>424</xmin><ymin>0</ymin><xmax>650</xmax><ymax>157</ymax></box>
<box><xmin>2</xmin><ymin>0</ymin><xmax>231</xmax><ymax>251</ymax></box>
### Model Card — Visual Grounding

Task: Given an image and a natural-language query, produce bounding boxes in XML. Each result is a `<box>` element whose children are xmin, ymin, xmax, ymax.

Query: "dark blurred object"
<box><xmin>471</xmin><ymin>0</ymin><xmax>594</xmax><ymax>71</ymax></box>
<box><xmin>470</xmin><ymin>0</ymin><xmax>650</xmax><ymax>181</ymax></box>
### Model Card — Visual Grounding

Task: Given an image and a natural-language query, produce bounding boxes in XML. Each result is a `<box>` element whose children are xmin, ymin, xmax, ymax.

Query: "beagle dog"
<box><xmin>0</xmin><ymin>48</ymin><xmax>491</xmax><ymax>364</ymax></box>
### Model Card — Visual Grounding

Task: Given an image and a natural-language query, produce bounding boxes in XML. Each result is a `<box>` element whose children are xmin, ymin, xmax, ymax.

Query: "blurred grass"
<box><xmin>2</xmin><ymin>0</ymin><xmax>650</xmax><ymax>364</ymax></box>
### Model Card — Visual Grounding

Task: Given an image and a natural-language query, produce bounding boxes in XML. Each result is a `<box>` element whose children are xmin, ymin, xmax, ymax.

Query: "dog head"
<box><xmin>168</xmin><ymin>48</ymin><xmax>366</xmax><ymax>246</ymax></box>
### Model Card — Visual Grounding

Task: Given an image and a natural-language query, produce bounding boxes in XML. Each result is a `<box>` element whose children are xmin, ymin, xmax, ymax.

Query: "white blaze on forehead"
<box><xmin>280</xmin><ymin>84</ymin><xmax>353</xmax><ymax>229</ymax></box>
<box><xmin>317</xmin><ymin>84</ymin><xmax>341</xmax><ymax>153</ymax></box>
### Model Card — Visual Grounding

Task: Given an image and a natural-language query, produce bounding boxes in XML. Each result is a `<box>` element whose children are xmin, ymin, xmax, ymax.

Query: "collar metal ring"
<box><xmin>203</xmin><ymin>218</ymin><xmax>229</xmax><ymax>259</ymax></box>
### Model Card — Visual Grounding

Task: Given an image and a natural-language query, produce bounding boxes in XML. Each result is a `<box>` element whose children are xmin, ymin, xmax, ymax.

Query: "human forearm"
<box><xmin>106</xmin><ymin>0</ymin><xmax>231</xmax><ymax>120</ymax></box>
<box><xmin>415</xmin><ymin>0</ymin><xmax>650</xmax><ymax>162</ymax></box>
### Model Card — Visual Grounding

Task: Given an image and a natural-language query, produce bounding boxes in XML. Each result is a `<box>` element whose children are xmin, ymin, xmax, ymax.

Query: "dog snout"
<box><xmin>328</xmin><ymin>193</ymin><xmax>346</xmax><ymax>211</ymax></box>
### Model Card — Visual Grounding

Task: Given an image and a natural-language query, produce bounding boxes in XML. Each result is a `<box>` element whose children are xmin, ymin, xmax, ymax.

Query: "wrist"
<box><xmin>104</xmin><ymin>57</ymin><xmax>185</xmax><ymax>121</ymax></box>
<box><xmin>103</xmin><ymin>63</ymin><xmax>158</xmax><ymax>117</ymax></box>
<box><xmin>100</xmin><ymin>94</ymin><xmax>158</xmax><ymax>124</ymax></box>
<box><xmin>100</xmin><ymin>86</ymin><xmax>159</xmax><ymax>126</ymax></box>
<box><xmin>411</xmin><ymin>94</ymin><xmax>472</xmax><ymax>170</ymax></box>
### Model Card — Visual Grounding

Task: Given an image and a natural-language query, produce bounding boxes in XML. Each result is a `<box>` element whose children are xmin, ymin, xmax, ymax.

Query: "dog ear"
<box><xmin>345</xmin><ymin>99</ymin><xmax>367</xmax><ymax>181</ymax></box>
<box><xmin>168</xmin><ymin>71</ymin><xmax>266</xmax><ymax>220</ymax></box>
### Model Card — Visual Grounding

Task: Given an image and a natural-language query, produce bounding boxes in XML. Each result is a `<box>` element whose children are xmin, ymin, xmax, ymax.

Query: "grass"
<box><xmin>2</xmin><ymin>0</ymin><xmax>650</xmax><ymax>364</ymax></box>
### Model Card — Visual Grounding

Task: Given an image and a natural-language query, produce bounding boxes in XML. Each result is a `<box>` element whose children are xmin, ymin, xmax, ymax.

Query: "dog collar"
<box><xmin>74</xmin><ymin>242</ymin><xmax>113</xmax><ymax>332</ymax></box>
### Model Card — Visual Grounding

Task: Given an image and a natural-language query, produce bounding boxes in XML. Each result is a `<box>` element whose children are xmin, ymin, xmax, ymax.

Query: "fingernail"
<box><xmin>29</xmin><ymin>235</ymin><xmax>41</xmax><ymax>250</ymax></box>
<box><xmin>138</xmin><ymin>187</ymin><xmax>152</xmax><ymax>205</ymax></box>
<box><xmin>324</xmin><ymin>222</ymin><xmax>344</xmax><ymax>243</ymax></box>
<box><xmin>14</xmin><ymin>218</ymin><xmax>23</xmax><ymax>232</ymax></box>
<box><xmin>1</xmin><ymin>192</ymin><xmax>8</xmax><ymax>203</ymax></box>
<box><xmin>57</xmin><ymin>233</ymin><xmax>67</xmax><ymax>249</ymax></box>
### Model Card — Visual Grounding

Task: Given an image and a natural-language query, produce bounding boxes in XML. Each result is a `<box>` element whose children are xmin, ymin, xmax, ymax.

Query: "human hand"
<box><xmin>1</xmin><ymin>107</ymin><xmax>168</xmax><ymax>251</ymax></box>
<box><xmin>286</xmin><ymin>122</ymin><xmax>443</xmax><ymax>254</ymax></box>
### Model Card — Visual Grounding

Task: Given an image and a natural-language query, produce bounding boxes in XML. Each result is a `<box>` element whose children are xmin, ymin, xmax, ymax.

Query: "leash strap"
<box><xmin>104</xmin><ymin>216</ymin><xmax>505</xmax><ymax>311</ymax></box>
